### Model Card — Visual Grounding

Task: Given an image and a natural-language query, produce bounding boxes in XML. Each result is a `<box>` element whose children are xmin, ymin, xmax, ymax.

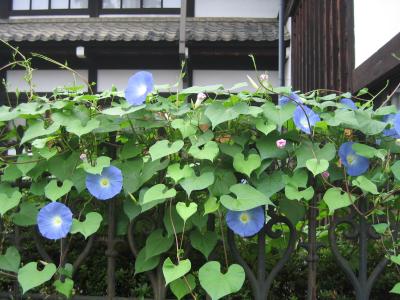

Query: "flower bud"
<box><xmin>260</xmin><ymin>73</ymin><xmax>269</xmax><ymax>82</ymax></box>
<box><xmin>276</xmin><ymin>139</ymin><xmax>287</xmax><ymax>149</ymax></box>
<box><xmin>194</xmin><ymin>92</ymin><xmax>207</xmax><ymax>108</ymax></box>
<box><xmin>322</xmin><ymin>171</ymin><xmax>330</xmax><ymax>179</ymax></box>
<box><xmin>79</xmin><ymin>153</ymin><xmax>87</xmax><ymax>161</ymax></box>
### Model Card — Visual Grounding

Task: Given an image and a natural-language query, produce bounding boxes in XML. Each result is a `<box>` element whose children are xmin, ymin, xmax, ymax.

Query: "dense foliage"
<box><xmin>1</xmin><ymin>47</ymin><xmax>400</xmax><ymax>299</ymax></box>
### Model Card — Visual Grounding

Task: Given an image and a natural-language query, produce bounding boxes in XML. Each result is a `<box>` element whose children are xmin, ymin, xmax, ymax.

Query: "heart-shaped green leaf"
<box><xmin>134</xmin><ymin>247</ymin><xmax>160</xmax><ymax>275</ymax></box>
<box><xmin>262</xmin><ymin>101</ymin><xmax>296</xmax><ymax>128</ymax></box>
<box><xmin>0</xmin><ymin>247</ymin><xmax>20</xmax><ymax>273</ymax></box>
<box><xmin>142</xmin><ymin>184</ymin><xmax>177</xmax><ymax>206</ymax></box>
<box><xmin>199</xmin><ymin>261</ymin><xmax>245</xmax><ymax>300</ymax></box>
<box><xmin>188</xmin><ymin>141</ymin><xmax>219</xmax><ymax>162</ymax></box>
<box><xmin>255</xmin><ymin>119</ymin><xmax>276</xmax><ymax>136</ymax></box>
<box><xmin>352</xmin><ymin>176</ymin><xmax>379</xmax><ymax>195</ymax></box>
<box><xmin>20</xmin><ymin>120</ymin><xmax>60</xmax><ymax>144</ymax></box>
<box><xmin>306</xmin><ymin>158</ymin><xmax>329</xmax><ymax>177</ymax></box>
<box><xmin>167</xmin><ymin>164</ymin><xmax>194</xmax><ymax>183</ymax></box>
<box><xmin>220</xmin><ymin>184</ymin><xmax>273</xmax><ymax>211</ymax></box>
<box><xmin>12</xmin><ymin>202</ymin><xmax>39</xmax><ymax>226</ymax></box>
<box><xmin>233</xmin><ymin>153</ymin><xmax>261</xmax><ymax>177</ymax></box>
<box><xmin>18</xmin><ymin>262</ymin><xmax>57</xmax><ymax>294</ymax></box>
<box><xmin>101</xmin><ymin>104</ymin><xmax>145</xmax><ymax>116</ymax></box>
<box><xmin>176</xmin><ymin>202</ymin><xmax>198</xmax><ymax>222</ymax></box>
<box><xmin>70</xmin><ymin>212</ymin><xmax>103</xmax><ymax>239</ymax></box>
<box><xmin>162</xmin><ymin>258</ymin><xmax>191</xmax><ymax>286</ymax></box>
<box><xmin>180</xmin><ymin>172</ymin><xmax>215</xmax><ymax>197</ymax></box>
<box><xmin>390</xmin><ymin>283</ymin><xmax>400</xmax><ymax>294</ymax></box>
<box><xmin>149</xmin><ymin>140</ymin><xmax>184</xmax><ymax>161</ymax></box>
<box><xmin>171</xmin><ymin>119</ymin><xmax>197</xmax><ymax>139</ymax></box>
<box><xmin>78</xmin><ymin>156</ymin><xmax>111</xmax><ymax>175</ymax></box>
<box><xmin>205</xmin><ymin>102</ymin><xmax>249</xmax><ymax>129</ymax></box>
<box><xmin>44</xmin><ymin>179</ymin><xmax>73</xmax><ymax>201</ymax></box>
<box><xmin>16</xmin><ymin>154</ymin><xmax>38</xmax><ymax>176</ymax></box>
<box><xmin>54</xmin><ymin>278</ymin><xmax>74</xmax><ymax>299</ymax></box>
<box><xmin>170</xmin><ymin>274</ymin><xmax>196</xmax><ymax>300</ymax></box>
<box><xmin>323</xmin><ymin>188</ymin><xmax>355</xmax><ymax>214</ymax></box>
<box><xmin>190</xmin><ymin>230</ymin><xmax>218</xmax><ymax>259</ymax></box>
<box><xmin>204</xmin><ymin>196</ymin><xmax>219</xmax><ymax>215</ymax></box>
<box><xmin>144</xmin><ymin>229</ymin><xmax>173</xmax><ymax>260</ymax></box>
<box><xmin>66</xmin><ymin>119</ymin><xmax>100</xmax><ymax>137</ymax></box>
<box><xmin>0</xmin><ymin>184</ymin><xmax>22</xmax><ymax>216</ymax></box>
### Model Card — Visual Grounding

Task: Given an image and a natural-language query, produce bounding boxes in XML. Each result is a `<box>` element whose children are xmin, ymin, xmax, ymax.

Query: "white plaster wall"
<box><xmin>193</xmin><ymin>70</ymin><xmax>279</xmax><ymax>91</ymax></box>
<box><xmin>354</xmin><ymin>0</ymin><xmax>400</xmax><ymax>67</ymax></box>
<box><xmin>195</xmin><ymin>0</ymin><xmax>279</xmax><ymax>18</ymax></box>
<box><xmin>97</xmin><ymin>69</ymin><xmax>181</xmax><ymax>91</ymax></box>
<box><xmin>6</xmin><ymin>70</ymin><xmax>88</xmax><ymax>92</ymax></box>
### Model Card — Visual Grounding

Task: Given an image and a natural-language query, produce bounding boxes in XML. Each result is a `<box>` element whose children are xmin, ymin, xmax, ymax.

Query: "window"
<box><xmin>101</xmin><ymin>0</ymin><xmax>180</xmax><ymax>10</ymax></box>
<box><xmin>11</xmin><ymin>0</ymin><xmax>88</xmax><ymax>14</ymax></box>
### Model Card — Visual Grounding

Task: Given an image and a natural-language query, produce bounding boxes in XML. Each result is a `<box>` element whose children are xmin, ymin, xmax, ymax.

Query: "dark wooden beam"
<box><xmin>353</xmin><ymin>32</ymin><xmax>400</xmax><ymax>92</ymax></box>
<box><xmin>0</xmin><ymin>0</ymin><xmax>11</xmax><ymax>19</ymax></box>
<box><xmin>187</xmin><ymin>0</ymin><xmax>195</xmax><ymax>17</ymax></box>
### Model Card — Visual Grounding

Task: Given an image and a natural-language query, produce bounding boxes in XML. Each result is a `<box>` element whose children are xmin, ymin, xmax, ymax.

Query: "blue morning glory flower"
<box><xmin>293</xmin><ymin>105</ymin><xmax>320</xmax><ymax>134</ymax></box>
<box><xmin>338</xmin><ymin>142</ymin><xmax>369</xmax><ymax>176</ymax></box>
<box><xmin>382</xmin><ymin>114</ymin><xmax>400</xmax><ymax>138</ymax></box>
<box><xmin>226</xmin><ymin>206</ymin><xmax>265</xmax><ymax>237</ymax></box>
<box><xmin>37</xmin><ymin>202</ymin><xmax>73</xmax><ymax>240</ymax></box>
<box><xmin>86</xmin><ymin>166</ymin><xmax>123</xmax><ymax>200</ymax></box>
<box><xmin>279</xmin><ymin>92</ymin><xmax>303</xmax><ymax>106</ymax></box>
<box><xmin>393</xmin><ymin>113</ymin><xmax>400</xmax><ymax>137</ymax></box>
<box><xmin>340</xmin><ymin>98</ymin><xmax>357</xmax><ymax>110</ymax></box>
<box><xmin>124</xmin><ymin>71</ymin><xmax>154</xmax><ymax>106</ymax></box>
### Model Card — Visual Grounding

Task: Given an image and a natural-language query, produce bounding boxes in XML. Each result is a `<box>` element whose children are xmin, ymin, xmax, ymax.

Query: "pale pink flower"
<box><xmin>322</xmin><ymin>171</ymin><xmax>330</xmax><ymax>179</ymax></box>
<box><xmin>260</xmin><ymin>73</ymin><xmax>269</xmax><ymax>82</ymax></box>
<box><xmin>194</xmin><ymin>92</ymin><xmax>207</xmax><ymax>108</ymax></box>
<box><xmin>276</xmin><ymin>139</ymin><xmax>287</xmax><ymax>149</ymax></box>
<box><xmin>79</xmin><ymin>153</ymin><xmax>87</xmax><ymax>161</ymax></box>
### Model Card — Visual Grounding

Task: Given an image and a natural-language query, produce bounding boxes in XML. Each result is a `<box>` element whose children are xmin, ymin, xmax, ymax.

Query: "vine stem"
<box><xmin>169</xmin><ymin>199</ymin><xmax>180</xmax><ymax>262</ymax></box>
<box><xmin>217</xmin><ymin>208</ymin><xmax>229</xmax><ymax>269</ymax></box>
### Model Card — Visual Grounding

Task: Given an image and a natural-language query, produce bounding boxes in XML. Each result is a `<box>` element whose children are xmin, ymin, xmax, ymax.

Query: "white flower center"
<box><xmin>136</xmin><ymin>84</ymin><xmax>147</xmax><ymax>96</ymax></box>
<box><xmin>100</xmin><ymin>177</ymin><xmax>110</xmax><ymax>188</ymax></box>
<box><xmin>52</xmin><ymin>216</ymin><xmax>63</xmax><ymax>227</ymax></box>
<box><xmin>300</xmin><ymin>117</ymin><xmax>310</xmax><ymax>129</ymax></box>
<box><xmin>239</xmin><ymin>213</ymin><xmax>250</xmax><ymax>224</ymax></box>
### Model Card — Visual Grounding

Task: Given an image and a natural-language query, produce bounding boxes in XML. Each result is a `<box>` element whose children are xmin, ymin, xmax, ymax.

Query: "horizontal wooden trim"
<box><xmin>353</xmin><ymin>32</ymin><xmax>400</xmax><ymax>92</ymax></box>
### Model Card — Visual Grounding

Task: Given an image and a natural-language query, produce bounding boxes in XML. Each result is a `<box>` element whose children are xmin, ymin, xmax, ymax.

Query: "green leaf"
<box><xmin>262</xmin><ymin>101</ymin><xmax>296</xmax><ymax>128</ymax></box>
<box><xmin>12</xmin><ymin>202</ymin><xmax>38</xmax><ymax>226</ymax></box>
<box><xmin>0</xmin><ymin>185</ymin><xmax>22</xmax><ymax>216</ymax></box>
<box><xmin>390</xmin><ymin>283</ymin><xmax>400</xmax><ymax>294</ymax></box>
<box><xmin>204</xmin><ymin>196</ymin><xmax>219</xmax><ymax>215</ymax></box>
<box><xmin>145</xmin><ymin>229</ymin><xmax>174</xmax><ymax>260</ymax></box>
<box><xmin>254</xmin><ymin>171</ymin><xmax>285</xmax><ymax>198</ymax></box>
<box><xmin>352</xmin><ymin>143</ymin><xmax>381</xmax><ymax>159</ymax></box>
<box><xmin>284</xmin><ymin>169</ymin><xmax>314</xmax><ymax>201</ymax></box>
<box><xmin>176</xmin><ymin>202</ymin><xmax>198</xmax><ymax>222</ymax></box>
<box><xmin>123</xmin><ymin>198</ymin><xmax>141</xmax><ymax>221</ymax></box>
<box><xmin>220</xmin><ymin>184</ymin><xmax>273</xmax><ymax>211</ymax></box>
<box><xmin>134</xmin><ymin>248</ymin><xmax>160</xmax><ymax>275</ymax></box>
<box><xmin>149</xmin><ymin>140</ymin><xmax>184</xmax><ymax>161</ymax></box>
<box><xmin>78</xmin><ymin>156</ymin><xmax>111</xmax><ymax>175</ymax></box>
<box><xmin>390</xmin><ymin>255</ymin><xmax>400</xmax><ymax>265</ymax></box>
<box><xmin>101</xmin><ymin>104</ymin><xmax>145</xmax><ymax>116</ymax></box>
<box><xmin>233</xmin><ymin>153</ymin><xmax>261</xmax><ymax>177</ymax></box>
<box><xmin>54</xmin><ymin>278</ymin><xmax>74</xmax><ymax>299</ymax></box>
<box><xmin>188</xmin><ymin>141</ymin><xmax>219</xmax><ymax>162</ymax></box>
<box><xmin>65</xmin><ymin>119</ymin><xmax>100</xmax><ymax>137</ymax></box>
<box><xmin>323</xmin><ymin>188</ymin><xmax>355</xmax><ymax>214</ymax></box>
<box><xmin>170</xmin><ymin>274</ymin><xmax>196</xmax><ymax>300</ymax></box>
<box><xmin>0</xmin><ymin>247</ymin><xmax>20</xmax><ymax>273</ymax></box>
<box><xmin>1</xmin><ymin>164</ymin><xmax>22</xmax><ymax>182</ymax></box>
<box><xmin>119</xmin><ymin>159</ymin><xmax>143</xmax><ymax>194</ymax></box>
<box><xmin>167</xmin><ymin>164</ymin><xmax>194</xmax><ymax>183</ymax></box>
<box><xmin>372</xmin><ymin>223</ymin><xmax>389</xmax><ymax>234</ymax></box>
<box><xmin>18</xmin><ymin>262</ymin><xmax>57</xmax><ymax>294</ymax></box>
<box><xmin>208</xmin><ymin>169</ymin><xmax>236</xmax><ymax>197</ymax></box>
<box><xmin>16</xmin><ymin>154</ymin><xmax>38</xmax><ymax>176</ymax></box>
<box><xmin>171</xmin><ymin>119</ymin><xmax>197</xmax><ymax>139</ymax></box>
<box><xmin>352</xmin><ymin>176</ymin><xmax>379</xmax><ymax>195</ymax></box>
<box><xmin>391</xmin><ymin>161</ymin><xmax>400</xmax><ymax>181</ymax></box>
<box><xmin>190</xmin><ymin>230</ymin><xmax>218</xmax><ymax>259</ymax></box>
<box><xmin>44</xmin><ymin>179</ymin><xmax>73</xmax><ymax>201</ymax></box>
<box><xmin>205</xmin><ymin>102</ymin><xmax>249</xmax><ymax>129</ymax></box>
<box><xmin>180</xmin><ymin>172</ymin><xmax>215</xmax><ymax>197</ymax></box>
<box><xmin>70</xmin><ymin>212</ymin><xmax>103</xmax><ymax>239</ymax></box>
<box><xmin>119</xmin><ymin>141</ymin><xmax>143</xmax><ymax>160</ymax></box>
<box><xmin>36</xmin><ymin>147</ymin><xmax>58</xmax><ymax>160</ymax></box>
<box><xmin>20</xmin><ymin>120</ymin><xmax>59</xmax><ymax>144</ymax></box>
<box><xmin>306</xmin><ymin>158</ymin><xmax>329</xmax><ymax>177</ymax></box>
<box><xmin>279</xmin><ymin>198</ymin><xmax>306</xmax><ymax>225</ymax></box>
<box><xmin>199</xmin><ymin>261</ymin><xmax>245</xmax><ymax>300</ymax></box>
<box><xmin>295</xmin><ymin>141</ymin><xmax>336</xmax><ymax>169</ymax></box>
<box><xmin>142</xmin><ymin>184</ymin><xmax>176</xmax><ymax>206</ymax></box>
<box><xmin>162</xmin><ymin>258</ymin><xmax>191</xmax><ymax>286</ymax></box>
<box><xmin>255</xmin><ymin>119</ymin><xmax>276</xmax><ymax>136</ymax></box>
<box><xmin>256</xmin><ymin>134</ymin><xmax>287</xmax><ymax>160</ymax></box>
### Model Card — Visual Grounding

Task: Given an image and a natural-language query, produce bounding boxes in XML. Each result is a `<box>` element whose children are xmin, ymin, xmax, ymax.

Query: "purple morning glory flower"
<box><xmin>293</xmin><ymin>105</ymin><xmax>320</xmax><ymax>134</ymax></box>
<box><xmin>124</xmin><ymin>71</ymin><xmax>154</xmax><ymax>106</ymax></box>
<box><xmin>338</xmin><ymin>142</ymin><xmax>369</xmax><ymax>176</ymax></box>
<box><xmin>382</xmin><ymin>114</ymin><xmax>400</xmax><ymax>138</ymax></box>
<box><xmin>37</xmin><ymin>202</ymin><xmax>73</xmax><ymax>240</ymax></box>
<box><xmin>340</xmin><ymin>98</ymin><xmax>357</xmax><ymax>110</ymax></box>
<box><xmin>279</xmin><ymin>92</ymin><xmax>303</xmax><ymax>106</ymax></box>
<box><xmin>226</xmin><ymin>206</ymin><xmax>265</xmax><ymax>237</ymax></box>
<box><xmin>86</xmin><ymin>166</ymin><xmax>123</xmax><ymax>200</ymax></box>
